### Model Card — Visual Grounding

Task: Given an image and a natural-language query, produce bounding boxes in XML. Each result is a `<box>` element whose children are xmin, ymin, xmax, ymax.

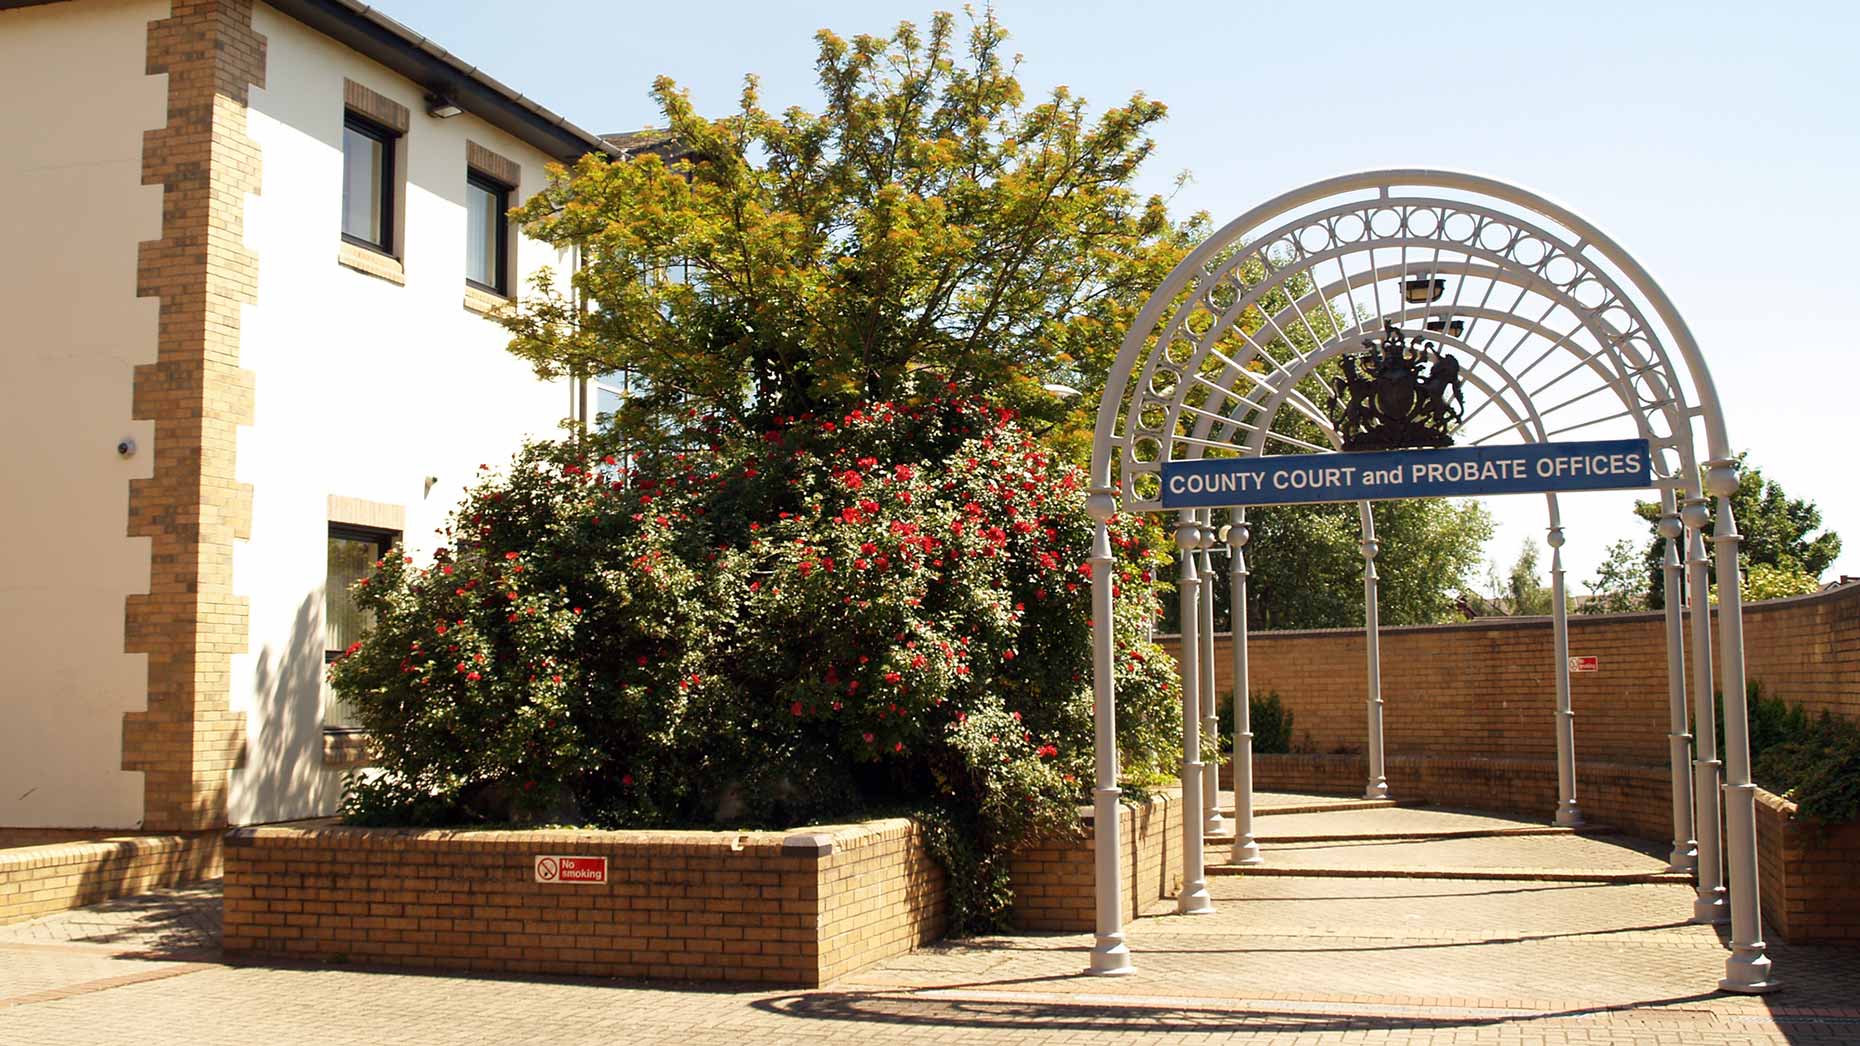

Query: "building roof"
<box><xmin>266</xmin><ymin>0</ymin><xmax>619</xmax><ymax>161</ymax></box>
<box><xmin>599</xmin><ymin>128</ymin><xmax>696</xmax><ymax>162</ymax></box>
<box><xmin>3</xmin><ymin>0</ymin><xmax>644</xmax><ymax>164</ymax></box>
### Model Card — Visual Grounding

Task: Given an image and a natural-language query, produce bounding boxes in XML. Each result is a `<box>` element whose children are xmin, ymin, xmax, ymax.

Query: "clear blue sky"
<box><xmin>372</xmin><ymin>0</ymin><xmax>1860</xmax><ymax>589</ymax></box>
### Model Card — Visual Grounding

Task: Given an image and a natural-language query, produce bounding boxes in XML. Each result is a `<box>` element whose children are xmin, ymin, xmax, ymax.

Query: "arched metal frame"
<box><xmin>1083</xmin><ymin>170</ymin><xmax>1776</xmax><ymax>993</ymax></box>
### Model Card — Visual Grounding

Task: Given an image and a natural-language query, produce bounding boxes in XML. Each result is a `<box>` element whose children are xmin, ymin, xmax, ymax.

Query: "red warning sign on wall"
<box><xmin>1568</xmin><ymin>656</ymin><xmax>1599</xmax><ymax>673</ymax></box>
<box><xmin>533</xmin><ymin>855</ymin><xmax>608</xmax><ymax>884</ymax></box>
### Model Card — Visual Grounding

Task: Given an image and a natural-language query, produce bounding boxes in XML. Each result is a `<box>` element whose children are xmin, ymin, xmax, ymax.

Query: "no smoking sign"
<box><xmin>533</xmin><ymin>854</ymin><xmax>608</xmax><ymax>884</ymax></box>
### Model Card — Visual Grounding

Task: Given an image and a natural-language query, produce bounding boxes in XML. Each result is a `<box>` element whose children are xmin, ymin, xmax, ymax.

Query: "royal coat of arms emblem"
<box><xmin>1326</xmin><ymin>321</ymin><xmax>1467</xmax><ymax>451</ymax></box>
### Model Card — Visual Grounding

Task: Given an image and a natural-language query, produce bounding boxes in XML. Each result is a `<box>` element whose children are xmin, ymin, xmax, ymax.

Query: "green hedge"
<box><xmin>1215</xmin><ymin>691</ymin><xmax>1294</xmax><ymax>755</ymax></box>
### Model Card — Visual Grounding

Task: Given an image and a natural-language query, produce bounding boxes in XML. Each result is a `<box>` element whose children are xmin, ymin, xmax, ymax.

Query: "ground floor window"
<box><xmin>324</xmin><ymin>523</ymin><xmax>397</xmax><ymax>730</ymax></box>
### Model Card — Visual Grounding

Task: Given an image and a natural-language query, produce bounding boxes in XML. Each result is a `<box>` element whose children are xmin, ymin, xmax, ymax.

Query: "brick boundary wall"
<box><xmin>1233</xmin><ymin>754</ymin><xmax>1675</xmax><ymax>842</ymax></box>
<box><xmin>1012</xmin><ymin>789</ymin><xmax>1183</xmax><ymax>931</ymax></box>
<box><xmin>223</xmin><ymin>819</ymin><xmax>944</xmax><ymax>987</ymax></box>
<box><xmin>1754</xmin><ymin>788</ymin><xmax>1860</xmax><ymax>944</ymax></box>
<box><xmin>124</xmin><ymin>0</ymin><xmax>266</xmax><ymax>832</ymax></box>
<box><xmin>0</xmin><ymin>833</ymin><xmax>222</xmax><ymax>926</ymax></box>
<box><xmin>1164</xmin><ymin>582</ymin><xmax>1860</xmax><ymax>770</ymax></box>
<box><xmin>1227</xmin><ymin>755</ymin><xmax>1860</xmax><ymax>944</ymax></box>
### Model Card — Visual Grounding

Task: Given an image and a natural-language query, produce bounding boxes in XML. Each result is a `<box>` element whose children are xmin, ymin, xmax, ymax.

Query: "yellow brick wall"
<box><xmin>223</xmin><ymin>819</ymin><xmax>944</xmax><ymax>986</ymax></box>
<box><xmin>1755</xmin><ymin>788</ymin><xmax>1860</xmax><ymax>944</ymax></box>
<box><xmin>0</xmin><ymin>834</ymin><xmax>222</xmax><ymax>925</ymax></box>
<box><xmin>1168</xmin><ymin>583</ymin><xmax>1860</xmax><ymax>769</ymax></box>
<box><xmin>1010</xmin><ymin>790</ymin><xmax>1181</xmax><ymax>931</ymax></box>
<box><xmin>123</xmin><ymin>0</ymin><xmax>265</xmax><ymax>832</ymax></box>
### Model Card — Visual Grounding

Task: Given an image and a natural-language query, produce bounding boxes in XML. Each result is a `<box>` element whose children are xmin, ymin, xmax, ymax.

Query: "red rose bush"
<box><xmin>331</xmin><ymin>396</ymin><xmax>1179</xmax><ymax>929</ymax></box>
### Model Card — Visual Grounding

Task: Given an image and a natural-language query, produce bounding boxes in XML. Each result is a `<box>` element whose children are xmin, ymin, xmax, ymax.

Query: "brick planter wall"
<box><xmin>1</xmin><ymin>832</ymin><xmax>222</xmax><ymax>925</ymax></box>
<box><xmin>1754</xmin><ymin>788</ymin><xmax>1860</xmax><ymax>944</ymax></box>
<box><xmin>1011</xmin><ymin>789</ymin><xmax>1182</xmax><ymax>931</ymax></box>
<box><xmin>223</xmin><ymin>818</ymin><xmax>944</xmax><ymax>986</ymax></box>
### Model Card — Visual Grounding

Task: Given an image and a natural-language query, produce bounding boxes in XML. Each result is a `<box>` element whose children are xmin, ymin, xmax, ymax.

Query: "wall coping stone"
<box><xmin>1157</xmin><ymin>579</ymin><xmax>1860</xmax><ymax>642</ymax></box>
<box><xmin>0</xmin><ymin>833</ymin><xmax>215</xmax><ymax>873</ymax></box>
<box><xmin>1753</xmin><ymin>786</ymin><xmax>1800</xmax><ymax>820</ymax></box>
<box><xmin>224</xmin><ymin>817</ymin><xmax>919</xmax><ymax>858</ymax></box>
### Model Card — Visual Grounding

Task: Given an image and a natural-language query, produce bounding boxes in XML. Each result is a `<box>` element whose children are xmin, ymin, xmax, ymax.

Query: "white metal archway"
<box><xmin>1084</xmin><ymin>169</ymin><xmax>1776</xmax><ymax>993</ymax></box>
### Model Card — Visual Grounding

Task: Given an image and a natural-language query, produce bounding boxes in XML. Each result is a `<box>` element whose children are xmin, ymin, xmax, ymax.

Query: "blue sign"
<box><xmin>1159</xmin><ymin>438</ymin><xmax>1652</xmax><ymax>509</ymax></box>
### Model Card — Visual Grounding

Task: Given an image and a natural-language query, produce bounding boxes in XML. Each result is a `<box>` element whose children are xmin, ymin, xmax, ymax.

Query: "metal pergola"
<box><xmin>1082</xmin><ymin>170</ymin><xmax>1777</xmax><ymax>993</ymax></box>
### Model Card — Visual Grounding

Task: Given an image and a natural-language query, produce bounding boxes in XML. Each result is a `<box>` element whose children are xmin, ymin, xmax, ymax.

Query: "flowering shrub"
<box><xmin>332</xmin><ymin>397</ymin><xmax>1179</xmax><ymax>930</ymax></box>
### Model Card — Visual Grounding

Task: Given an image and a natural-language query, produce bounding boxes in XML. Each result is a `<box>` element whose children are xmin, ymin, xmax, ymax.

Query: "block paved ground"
<box><xmin>3</xmin><ymin>800</ymin><xmax>1856</xmax><ymax>1045</ymax></box>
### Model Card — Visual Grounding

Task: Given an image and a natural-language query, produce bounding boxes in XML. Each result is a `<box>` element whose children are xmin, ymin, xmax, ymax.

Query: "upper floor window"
<box><xmin>466</xmin><ymin>172</ymin><xmax>511</xmax><ymax>295</ymax></box>
<box><xmin>342</xmin><ymin>114</ymin><xmax>397</xmax><ymax>253</ymax></box>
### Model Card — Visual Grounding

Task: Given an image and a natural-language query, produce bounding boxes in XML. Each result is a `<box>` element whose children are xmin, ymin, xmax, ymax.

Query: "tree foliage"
<box><xmin>1633</xmin><ymin>455</ymin><xmax>1840</xmax><ymax>608</ymax></box>
<box><xmin>501</xmin><ymin>11</ymin><xmax>1198</xmax><ymax>458</ymax></box>
<box><xmin>1580</xmin><ymin>538</ymin><xmax>1646</xmax><ymax>614</ymax></box>
<box><xmin>1504</xmin><ymin>539</ymin><xmax>1553</xmax><ymax>616</ymax></box>
<box><xmin>1236</xmin><ymin>499</ymin><xmax>1493</xmax><ymax>630</ymax></box>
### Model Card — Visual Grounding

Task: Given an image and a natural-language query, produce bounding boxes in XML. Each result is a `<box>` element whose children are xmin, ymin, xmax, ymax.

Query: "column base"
<box><xmin>1087</xmin><ymin>937</ymin><xmax>1135</xmax><ymax>975</ymax></box>
<box><xmin>1203</xmin><ymin>813</ymin><xmax>1227</xmax><ymax>834</ymax></box>
<box><xmin>1230</xmin><ymin>838</ymin><xmax>1263</xmax><ymax>865</ymax></box>
<box><xmin>1719</xmin><ymin>946</ymin><xmax>1780</xmax><ymax>994</ymax></box>
<box><xmin>1176</xmin><ymin>881</ymin><xmax>1215</xmax><ymax>915</ymax></box>
<box><xmin>1691</xmin><ymin>891</ymin><xmax>1728</xmax><ymax>925</ymax></box>
<box><xmin>1666</xmin><ymin>843</ymin><xmax>1697</xmax><ymax>874</ymax></box>
<box><xmin>1554</xmin><ymin>802</ymin><xmax>1583</xmax><ymax>828</ymax></box>
<box><xmin>1364</xmin><ymin>781</ymin><xmax>1389</xmax><ymax>800</ymax></box>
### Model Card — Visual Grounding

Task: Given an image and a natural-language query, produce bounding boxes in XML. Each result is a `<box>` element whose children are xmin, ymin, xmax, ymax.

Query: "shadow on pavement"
<box><xmin>751</xmin><ymin>989</ymin><xmax>1726</xmax><ymax>1035</ymax></box>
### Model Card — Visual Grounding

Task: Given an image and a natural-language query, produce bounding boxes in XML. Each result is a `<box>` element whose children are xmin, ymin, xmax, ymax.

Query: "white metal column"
<box><xmin>1707</xmin><ymin>464</ymin><xmax>1779</xmax><ymax>992</ymax></box>
<box><xmin>1228</xmin><ymin>511</ymin><xmax>1262</xmax><ymax>864</ymax></box>
<box><xmin>1682</xmin><ymin>497</ymin><xmax>1728</xmax><ymax>924</ymax></box>
<box><xmin>1175</xmin><ymin>515</ymin><xmax>1214</xmax><ymax>914</ymax></box>
<box><xmin>1360</xmin><ymin>504</ymin><xmax>1389</xmax><ymax>800</ymax></box>
<box><xmin>1548</xmin><ymin>525</ymin><xmax>1582</xmax><ymax>827</ymax></box>
<box><xmin>1659</xmin><ymin>494</ymin><xmax>1697</xmax><ymax>873</ymax></box>
<box><xmin>1084</xmin><ymin>492</ymin><xmax>1132</xmax><ymax>974</ymax></box>
<box><xmin>1198</xmin><ymin>512</ymin><xmax>1225</xmax><ymax>837</ymax></box>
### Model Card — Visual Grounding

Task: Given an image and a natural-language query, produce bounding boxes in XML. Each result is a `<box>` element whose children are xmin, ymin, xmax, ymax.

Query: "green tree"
<box><xmin>1493</xmin><ymin>538</ymin><xmax>1552</xmax><ymax>616</ymax></box>
<box><xmin>1633</xmin><ymin>455</ymin><xmax>1841</xmax><ymax>608</ymax></box>
<box><xmin>503</xmin><ymin>7</ymin><xmax>1493</xmax><ymax>632</ymax></box>
<box><xmin>1240</xmin><ymin>498</ymin><xmax>1494</xmax><ymax>630</ymax></box>
<box><xmin>1741</xmin><ymin>563</ymin><xmax>1821</xmax><ymax>601</ymax></box>
<box><xmin>501</xmin><ymin>10</ymin><xmax>1198</xmax><ymax>458</ymax></box>
<box><xmin>1580</xmin><ymin>538</ymin><xmax>1646</xmax><ymax>614</ymax></box>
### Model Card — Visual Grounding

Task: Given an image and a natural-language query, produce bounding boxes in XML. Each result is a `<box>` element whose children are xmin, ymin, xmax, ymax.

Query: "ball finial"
<box><xmin>1704</xmin><ymin>461</ymin><xmax>1739</xmax><ymax>498</ymax></box>
<box><xmin>1175</xmin><ymin>522</ymin><xmax>1200</xmax><ymax>550</ymax></box>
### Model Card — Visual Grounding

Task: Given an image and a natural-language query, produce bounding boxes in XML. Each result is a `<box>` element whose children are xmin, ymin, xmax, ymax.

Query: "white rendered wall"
<box><xmin>230</xmin><ymin>7</ymin><xmax>574</xmax><ymax>824</ymax></box>
<box><xmin>0</xmin><ymin>0</ymin><xmax>169</xmax><ymax>829</ymax></box>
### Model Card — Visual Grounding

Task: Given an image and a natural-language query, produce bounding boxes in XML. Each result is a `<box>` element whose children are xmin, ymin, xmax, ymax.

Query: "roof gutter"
<box><xmin>262</xmin><ymin>0</ymin><xmax>619</xmax><ymax>162</ymax></box>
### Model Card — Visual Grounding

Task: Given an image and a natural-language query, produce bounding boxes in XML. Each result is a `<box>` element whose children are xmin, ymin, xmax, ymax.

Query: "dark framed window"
<box><xmin>324</xmin><ymin>523</ymin><xmax>397</xmax><ymax>730</ymax></box>
<box><xmin>341</xmin><ymin>113</ymin><xmax>396</xmax><ymax>253</ymax></box>
<box><xmin>466</xmin><ymin>171</ymin><xmax>510</xmax><ymax>294</ymax></box>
